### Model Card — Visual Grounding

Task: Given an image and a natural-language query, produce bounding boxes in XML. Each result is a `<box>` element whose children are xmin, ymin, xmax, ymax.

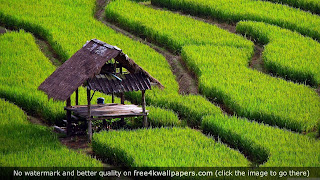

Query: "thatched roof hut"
<box><xmin>39</xmin><ymin>39</ymin><xmax>162</xmax><ymax>101</ymax></box>
<box><xmin>38</xmin><ymin>39</ymin><xmax>162</xmax><ymax>140</ymax></box>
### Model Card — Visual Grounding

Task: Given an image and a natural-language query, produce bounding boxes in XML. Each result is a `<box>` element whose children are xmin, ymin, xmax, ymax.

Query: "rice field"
<box><xmin>151</xmin><ymin>0</ymin><xmax>320</xmax><ymax>41</ymax></box>
<box><xmin>0</xmin><ymin>0</ymin><xmax>224</xmax><ymax>127</ymax></box>
<box><xmin>93</xmin><ymin>127</ymin><xmax>250</xmax><ymax>167</ymax></box>
<box><xmin>0</xmin><ymin>98</ymin><xmax>102</xmax><ymax>167</ymax></box>
<box><xmin>202</xmin><ymin>114</ymin><xmax>320</xmax><ymax>167</ymax></box>
<box><xmin>262</xmin><ymin>0</ymin><xmax>320</xmax><ymax>14</ymax></box>
<box><xmin>182</xmin><ymin>45</ymin><xmax>320</xmax><ymax>132</ymax></box>
<box><xmin>0</xmin><ymin>30</ymin><xmax>180</xmax><ymax>127</ymax></box>
<box><xmin>105</xmin><ymin>0</ymin><xmax>320</xmax><ymax>132</ymax></box>
<box><xmin>0</xmin><ymin>0</ymin><xmax>319</xmax><ymax>170</ymax></box>
<box><xmin>236</xmin><ymin>21</ymin><xmax>320</xmax><ymax>86</ymax></box>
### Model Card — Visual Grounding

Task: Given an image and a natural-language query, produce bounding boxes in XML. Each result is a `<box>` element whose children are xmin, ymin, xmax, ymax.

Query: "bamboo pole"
<box><xmin>120</xmin><ymin>92</ymin><xmax>125</xmax><ymax>126</ymax></box>
<box><xmin>119</xmin><ymin>64</ymin><xmax>123</xmax><ymax>74</ymax></box>
<box><xmin>87</xmin><ymin>87</ymin><xmax>92</xmax><ymax>142</ymax></box>
<box><xmin>75</xmin><ymin>88</ymin><xmax>79</xmax><ymax>105</ymax></box>
<box><xmin>66</xmin><ymin>97</ymin><xmax>72</xmax><ymax>136</ymax></box>
<box><xmin>120</xmin><ymin>93</ymin><xmax>125</xmax><ymax>105</ymax></box>
<box><xmin>142</xmin><ymin>90</ymin><xmax>147</xmax><ymax>127</ymax></box>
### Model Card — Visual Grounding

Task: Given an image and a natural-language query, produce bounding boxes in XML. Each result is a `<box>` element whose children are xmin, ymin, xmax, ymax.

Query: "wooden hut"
<box><xmin>38</xmin><ymin>39</ymin><xmax>163</xmax><ymax>141</ymax></box>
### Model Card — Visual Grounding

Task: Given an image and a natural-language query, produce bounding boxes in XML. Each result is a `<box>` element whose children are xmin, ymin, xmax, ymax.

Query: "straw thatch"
<box><xmin>88</xmin><ymin>73</ymin><xmax>151</xmax><ymax>94</ymax></box>
<box><xmin>38</xmin><ymin>39</ymin><xmax>162</xmax><ymax>101</ymax></box>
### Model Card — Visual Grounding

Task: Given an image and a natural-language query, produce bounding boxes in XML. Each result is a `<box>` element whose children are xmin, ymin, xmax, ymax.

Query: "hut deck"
<box><xmin>64</xmin><ymin>103</ymin><xmax>148</xmax><ymax>120</ymax></box>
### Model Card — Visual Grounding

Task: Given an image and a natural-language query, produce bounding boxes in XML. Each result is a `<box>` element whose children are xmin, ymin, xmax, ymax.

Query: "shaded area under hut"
<box><xmin>38</xmin><ymin>39</ymin><xmax>163</xmax><ymax>141</ymax></box>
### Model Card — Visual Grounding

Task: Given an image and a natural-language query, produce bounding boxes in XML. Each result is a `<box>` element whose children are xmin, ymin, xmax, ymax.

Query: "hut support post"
<box><xmin>103</xmin><ymin>119</ymin><xmax>107</xmax><ymax>130</ymax></box>
<box><xmin>120</xmin><ymin>93</ymin><xmax>124</xmax><ymax>104</ymax></box>
<box><xmin>75</xmin><ymin>88</ymin><xmax>79</xmax><ymax>105</ymax></box>
<box><xmin>119</xmin><ymin>65</ymin><xmax>122</xmax><ymax>74</ymax></box>
<box><xmin>87</xmin><ymin>87</ymin><xmax>92</xmax><ymax>142</ymax></box>
<box><xmin>142</xmin><ymin>90</ymin><xmax>147</xmax><ymax>127</ymax></box>
<box><xmin>66</xmin><ymin>97</ymin><xmax>72</xmax><ymax>136</ymax></box>
<box><xmin>120</xmin><ymin>92</ymin><xmax>125</xmax><ymax>126</ymax></box>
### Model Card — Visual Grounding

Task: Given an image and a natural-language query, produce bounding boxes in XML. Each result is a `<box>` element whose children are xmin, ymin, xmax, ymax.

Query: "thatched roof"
<box><xmin>88</xmin><ymin>73</ymin><xmax>151</xmax><ymax>94</ymax></box>
<box><xmin>38</xmin><ymin>39</ymin><xmax>163</xmax><ymax>101</ymax></box>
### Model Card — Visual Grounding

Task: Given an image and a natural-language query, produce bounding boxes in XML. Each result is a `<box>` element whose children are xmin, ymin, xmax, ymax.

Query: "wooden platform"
<box><xmin>64</xmin><ymin>103</ymin><xmax>148</xmax><ymax>120</ymax></box>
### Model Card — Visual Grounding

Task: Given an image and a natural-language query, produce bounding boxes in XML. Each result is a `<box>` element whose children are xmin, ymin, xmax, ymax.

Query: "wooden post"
<box><xmin>75</xmin><ymin>88</ymin><xmax>79</xmax><ymax>105</ymax></box>
<box><xmin>120</xmin><ymin>93</ymin><xmax>125</xmax><ymax>105</ymax></box>
<box><xmin>120</xmin><ymin>92</ymin><xmax>125</xmax><ymax>126</ymax></box>
<box><xmin>142</xmin><ymin>90</ymin><xmax>147</xmax><ymax>127</ymax></box>
<box><xmin>103</xmin><ymin>119</ymin><xmax>107</xmax><ymax>130</ymax></box>
<box><xmin>87</xmin><ymin>87</ymin><xmax>92</xmax><ymax>142</ymax></box>
<box><xmin>66</xmin><ymin>97</ymin><xmax>72</xmax><ymax>136</ymax></box>
<box><xmin>112</xmin><ymin>93</ymin><xmax>114</xmax><ymax>103</ymax></box>
<box><xmin>119</xmin><ymin>65</ymin><xmax>122</xmax><ymax>74</ymax></box>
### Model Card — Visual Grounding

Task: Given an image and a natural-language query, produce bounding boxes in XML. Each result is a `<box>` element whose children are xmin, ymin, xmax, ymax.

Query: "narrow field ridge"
<box><xmin>35</xmin><ymin>38</ymin><xmax>62</xmax><ymax>66</ymax></box>
<box><xmin>250</xmin><ymin>44</ymin><xmax>265</xmax><ymax>72</ymax></box>
<box><xmin>0</xmin><ymin>26</ymin><xmax>7</xmax><ymax>34</ymax></box>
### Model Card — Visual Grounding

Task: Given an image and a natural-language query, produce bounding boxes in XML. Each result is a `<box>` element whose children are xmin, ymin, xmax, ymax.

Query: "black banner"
<box><xmin>1</xmin><ymin>167</ymin><xmax>320</xmax><ymax>179</ymax></box>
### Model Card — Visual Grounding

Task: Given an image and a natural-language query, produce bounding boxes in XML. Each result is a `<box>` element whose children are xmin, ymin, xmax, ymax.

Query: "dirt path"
<box><xmin>35</xmin><ymin>38</ymin><xmax>62</xmax><ymax>66</ymax></box>
<box><xmin>250</xmin><ymin>44</ymin><xmax>265</xmax><ymax>72</ymax></box>
<box><xmin>0</xmin><ymin>26</ymin><xmax>7</xmax><ymax>34</ymax></box>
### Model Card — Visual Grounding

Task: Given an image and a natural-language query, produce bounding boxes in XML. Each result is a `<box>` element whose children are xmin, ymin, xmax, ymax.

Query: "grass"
<box><xmin>128</xmin><ymin>105</ymin><xmax>183</xmax><ymax>128</ymax></box>
<box><xmin>106</xmin><ymin>0</ymin><xmax>253</xmax><ymax>53</ymax></box>
<box><xmin>261</xmin><ymin>0</ymin><xmax>320</xmax><ymax>14</ymax></box>
<box><xmin>0</xmin><ymin>30</ymin><xmax>64</xmax><ymax>123</ymax></box>
<box><xmin>92</xmin><ymin>127</ymin><xmax>250</xmax><ymax>167</ymax></box>
<box><xmin>0</xmin><ymin>98</ymin><xmax>102</xmax><ymax>167</ymax></box>
<box><xmin>202</xmin><ymin>114</ymin><xmax>320</xmax><ymax>167</ymax></box>
<box><xmin>151</xmin><ymin>0</ymin><xmax>320</xmax><ymax>41</ymax></box>
<box><xmin>236</xmin><ymin>21</ymin><xmax>320</xmax><ymax>86</ymax></box>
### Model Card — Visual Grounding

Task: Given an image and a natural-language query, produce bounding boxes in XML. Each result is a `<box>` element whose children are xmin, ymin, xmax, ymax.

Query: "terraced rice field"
<box><xmin>0</xmin><ymin>0</ymin><xmax>319</xmax><ymax>173</ymax></box>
